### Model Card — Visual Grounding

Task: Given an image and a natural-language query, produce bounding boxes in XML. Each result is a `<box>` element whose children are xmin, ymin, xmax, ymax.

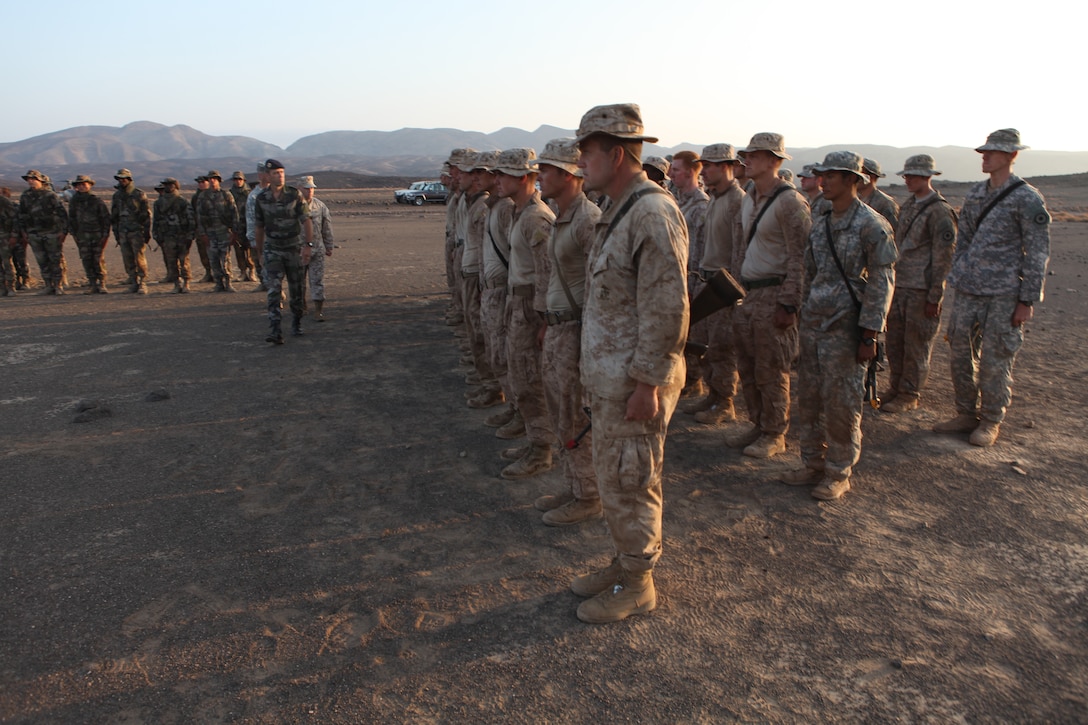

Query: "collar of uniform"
<box><xmin>827</xmin><ymin>197</ymin><xmax>865</xmax><ymax>229</ymax></box>
<box><xmin>598</xmin><ymin>172</ymin><xmax>655</xmax><ymax>225</ymax></box>
<box><xmin>753</xmin><ymin>178</ymin><xmax>789</xmax><ymax>205</ymax></box>
<box><xmin>709</xmin><ymin>179</ymin><xmax>740</xmax><ymax>199</ymax></box>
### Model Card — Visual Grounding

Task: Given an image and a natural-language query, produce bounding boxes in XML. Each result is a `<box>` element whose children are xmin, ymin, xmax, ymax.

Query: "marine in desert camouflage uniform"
<box><xmin>934</xmin><ymin>129</ymin><xmax>1050</xmax><ymax>447</ymax></box>
<box><xmin>110</xmin><ymin>169</ymin><xmax>151</xmax><ymax>293</ymax></box>
<box><xmin>668</xmin><ymin>151</ymin><xmax>711</xmax><ymax>401</ymax></box>
<box><xmin>571</xmin><ymin>104</ymin><xmax>689</xmax><ymax>624</ymax></box>
<box><xmin>858</xmin><ymin>158</ymin><xmax>900</xmax><ymax>228</ymax></box>
<box><xmin>881</xmin><ymin>154</ymin><xmax>957</xmax><ymax>413</ymax></box>
<box><xmin>67</xmin><ymin>175</ymin><xmax>112</xmax><ymax>293</ymax></box>
<box><xmin>444</xmin><ymin>150</ymin><xmax>469</xmax><ymax>326</ymax></box>
<box><xmin>784</xmin><ymin>151</ymin><xmax>896</xmax><ymax>501</ymax></box>
<box><xmin>195</xmin><ymin>171</ymin><xmax>239</xmax><ymax>291</ymax></box>
<box><xmin>298</xmin><ymin>176</ymin><xmax>335</xmax><ymax>320</ymax></box>
<box><xmin>18</xmin><ymin>170</ymin><xmax>69</xmax><ymax>294</ymax></box>
<box><xmin>153</xmin><ymin>178</ymin><xmax>197</xmax><ymax>293</ymax></box>
<box><xmin>0</xmin><ymin>188</ymin><xmax>20</xmax><ymax>295</ymax></box>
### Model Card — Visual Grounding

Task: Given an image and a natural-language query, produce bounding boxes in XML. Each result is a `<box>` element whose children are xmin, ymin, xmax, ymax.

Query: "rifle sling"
<box><xmin>746</xmin><ymin>184</ymin><xmax>792</xmax><ymax>247</ymax></box>
<box><xmin>974</xmin><ymin>179</ymin><xmax>1026</xmax><ymax>231</ymax></box>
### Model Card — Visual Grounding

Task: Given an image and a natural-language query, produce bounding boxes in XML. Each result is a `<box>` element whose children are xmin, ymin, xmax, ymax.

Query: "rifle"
<box><xmin>684</xmin><ymin>268</ymin><xmax>746</xmax><ymax>358</ymax></box>
<box><xmin>566</xmin><ymin>407</ymin><xmax>592</xmax><ymax>450</ymax></box>
<box><xmin>864</xmin><ymin>342</ymin><xmax>885</xmax><ymax>409</ymax></box>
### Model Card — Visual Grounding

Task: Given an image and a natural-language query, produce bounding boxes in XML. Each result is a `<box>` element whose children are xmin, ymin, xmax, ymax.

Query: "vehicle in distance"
<box><xmin>394</xmin><ymin>181</ymin><xmax>449</xmax><ymax>206</ymax></box>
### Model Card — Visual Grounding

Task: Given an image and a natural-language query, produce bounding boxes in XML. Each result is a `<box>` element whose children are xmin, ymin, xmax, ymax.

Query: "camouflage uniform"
<box><xmin>229</xmin><ymin>180</ymin><xmax>255</xmax><ymax>278</ymax></box>
<box><xmin>445</xmin><ymin>187</ymin><xmax>465</xmax><ymax>319</ymax></box>
<box><xmin>304</xmin><ymin>195</ymin><xmax>334</xmax><ymax>301</ymax></box>
<box><xmin>946</xmin><ymin>175</ymin><xmax>1050</xmax><ymax>424</ymax></box>
<box><xmin>191</xmin><ymin>186</ymin><xmax>212</xmax><ymax>278</ymax></box>
<box><xmin>860</xmin><ymin>187</ymin><xmax>900</xmax><ymax>228</ymax></box>
<box><xmin>195</xmin><ymin>187</ymin><xmax>239</xmax><ymax>288</ymax></box>
<box><xmin>543</xmin><ymin>192</ymin><xmax>601</xmax><ymax>504</ymax></box>
<box><xmin>245</xmin><ymin>178</ymin><xmax>268</xmax><ymax>281</ymax></box>
<box><xmin>886</xmin><ymin>191</ymin><xmax>956</xmax><ymax>402</ymax></box>
<box><xmin>697</xmin><ymin>179</ymin><xmax>745</xmax><ymax>405</ymax></box>
<box><xmin>254</xmin><ymin>185</ymin><xmax>310</xmax><ymax>325</ymax></box>
<box><xmin>676</xmin><ymin>187</ymin><xmax>709</xmax><ymax>390</ymax></box>
<box><xmin>153</xmin><ymin>187</ymin><xmax>196</xmax><ymax>284</ymax></box>
<box><xmin>506</xmin><ymin>190</ymin><xmax>555</xmax><ymax>446</ymax></box>
<box><xmin>67</xmin><ymin>190</ymin><xmax>112</xmax><ymax>288</ymax></box>
<box><xmin>796</xmin><ymin>199</ymin><xmax>896</xmax><ymax>483</ymax></box>
<box><xmin>1</xmin><ymin>195</ymin><xmax>21</xmax><ymax>293</ymax></box>
<box><xmin>734</xmin><ymin>180</ymin><xmax>811</xmax><ymax>438</ymax></box>
<box><xmin>110</xmin><ymin>184</ymin><xmax>151</xmax><ymax>286</ymax></box>
<box><xmin>18</xmin><ymin>186</ymin><xmax>69</xmax><ymax>290</ymax></box>
<box><xmin>460</xmin><ymin>188</ymin><xmax>495</xmax><ymax>387</ymax></box>
<box><xmin>581</xmin><ymin>175</ymin><xmax>688</xmax><ymax>574</ymax></box>
<box><xmin>481</xmin><ymin>195</ymin><xmax>515</xmax><ymax>398</ymax></box>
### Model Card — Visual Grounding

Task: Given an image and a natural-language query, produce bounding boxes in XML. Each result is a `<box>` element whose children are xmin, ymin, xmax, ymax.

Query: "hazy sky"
<box><xmin>4</xmin><ymin>0</ymin><xmax>1080</xmax><ymax>151</ymax></box>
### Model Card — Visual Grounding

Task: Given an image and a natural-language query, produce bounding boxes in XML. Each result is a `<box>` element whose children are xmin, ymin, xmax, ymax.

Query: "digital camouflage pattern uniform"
<box><xmin>676</xmin><ymin>187</ymin><xmax>710</xmax><ymax>390</ymax></box>
<box><xmin>304</xmin><ymin>194</ymin><xmax>334</xmax><ymax>302</ymax></box>
<box><xmin>797</xmin><ymin>198</ymin><xmax>896</xmax><ymax>485</ymax></box>
<box><xmin>481</xmin><ymin>194</ymin><xmax>515</xmax><ymax>400</ymax></box>
<box><xmin>581</xmin><ymin>175</ymin><xmax>689</xmax><ymax>576</ymax></box>
<box><xmin>255</xmin><ymin>184</ymin><xmax>310</xmax><ymax>326</ymax></box>
<box><xmin>1</xmin><ymin>194</ymin><xmax>21</xmax><ymax>294</ymax></box>
<box><xmin>68</xmin><ymin>188</ymin><xmax>112</xmax><ymax>290</ymax></box>
<box><xmin>947</xmin><ymin>175</ymin><xmax>1050</xmax><ymax>425</ymax></box>
<box><xmin>110</xmin><ymin>181</ymin><xmax>151</xmax><ymax>288</ymax></box>
<box><xmin>886</xmin><ymin>191</ymin><xmax>957</xmax><ymax>403</ymax></box>
<box><xmin>153</xmin><ymin>185</ymin><xmax>197</xmax><ymax>287</ymax></box>
<box><xmin>543</xmin><ymin>191</ymin><xmax>601</xmax><ymax>506</ymax></box>
<box><xmin>18</xmin><ymin>183</ymin><xmax>69</xmax><ymax>291</ymax></box>
<box><xmin>195</xmin><ymin>186</ymin><xmax>239</xmax><ymax>289</ymax></box>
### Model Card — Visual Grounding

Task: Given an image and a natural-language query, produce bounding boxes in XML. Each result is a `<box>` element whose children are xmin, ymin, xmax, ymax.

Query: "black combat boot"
<box><xmin>291</xmin><ymin>316</ymin><xmax>303</xmax><ymax>337</ymax></box>
<box><xmin>266</xmin><ymin>322</ymin><xmax>284</xmax><ymax>345</ymax></box>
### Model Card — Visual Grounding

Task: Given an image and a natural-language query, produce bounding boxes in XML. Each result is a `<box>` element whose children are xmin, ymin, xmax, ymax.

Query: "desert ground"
<box><xmin>1</xmin><ymin>181</ymin><xmax>1086</xmax><ymax>723</ymax></box>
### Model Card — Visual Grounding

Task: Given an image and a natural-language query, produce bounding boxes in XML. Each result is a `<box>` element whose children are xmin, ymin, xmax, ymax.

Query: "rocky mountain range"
<box><xmin>2</xmin><ymin>121</ymin><xmax>1086</xmax><ymax>187</ymax></box>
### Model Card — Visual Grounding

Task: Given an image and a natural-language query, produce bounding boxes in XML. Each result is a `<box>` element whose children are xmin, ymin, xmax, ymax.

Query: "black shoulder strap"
<box><xmin>603</xmin><ymin>185</ymin><xmax>668</xmax><ymax>242</ymax></box>
<box><xmin>487</xmin><ymin>223</ymin><xmax>508</xmax><ymax>269</ymax></box>
<box><xmin>823</xmin><ymin>212</ymin><xmax>861</xmax><ymax>312</ymax></box>
<box><xmin>975</xmin><ymin>179</ymin><xmax>1026</xmax><ymax>230</ymax></box>
<box><xmin>747</xmin><ymin>184</ymin><xmax>792</xmax><ymax>247</ymax></box>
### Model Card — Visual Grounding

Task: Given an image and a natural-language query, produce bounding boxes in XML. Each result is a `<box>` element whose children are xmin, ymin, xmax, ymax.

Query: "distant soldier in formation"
<box><xmin>881</xmin><ymin>155</ymin><xmax>957</xmax><ymax>413</ymax></box>
<box><xmin>1</xmin><ymin>187</ymin><xmax>20</xmax><ymax>296</ymax></box>
<box><xmin>153</xmin><ymin>178</ymin><xmax>197</xmax><ymax>293</ymax></box>
<box><xmin>191</xmin><ymin>175</ymin><xmax>213</xmax><ymax>282</ymax></box>
<box><xmin>195</xmin><ymin>170</ymin><xmax>239</xmax><ymax>292</ymax></box>
<box><xmin>934</xmin><ymin>129</ymin><xmax>1050</xmax><ymax>447</ymax></box>
<box><xmin>642</xmin><ymin>156</ymin><xmax>669</xmax><ymax>188</ymax></box>
<box><xmin>67</xmin><ymin>174</ymin><xmax>112</xmax><ymax>293</ymax></box>
<box><xmin>246</xmin><ymin>163</ymin><xmax>272</xmax><ymax>290</ymax></box>
<box><xmin>18</xmin><ymin>169</ymin><xmax>69</xmax><ymax>294</ymax></box>
<box><xmin>858</xmin><ymin>158</ymin><xmax>900</xmax><ymax>228</ymax></box>
<box><xmin>297</xmin><ymin>176</ymin><xmax>335</xmax><ymax>320</ymax></box>
<box><xmin>797</xmin><ymin>163</ymin><xmax>824</xmax><ymax>214</ymax></box>
<box><xmin>229</xmin><ymin>171</ymin><xmax>258</xmax><ymax>282</ymax></box>
<box><xmin>110</xmin><ymin>169</ymin><xmax>151</xmax><ymax>293</ymax></box>
<box><xmin>254</xmin><ymin>159</ymin><xmax>312</xmax><ymax>344</ymax></box>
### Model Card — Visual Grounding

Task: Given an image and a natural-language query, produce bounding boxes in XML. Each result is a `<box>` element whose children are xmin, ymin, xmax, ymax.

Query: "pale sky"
<box><xmin>3</xmin><ymin>0</ymin><xmax>1081</xmax><ymax>152</ymax></box>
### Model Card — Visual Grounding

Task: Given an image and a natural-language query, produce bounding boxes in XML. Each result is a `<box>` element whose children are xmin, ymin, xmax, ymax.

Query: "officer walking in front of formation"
<box><xmin>254</xmin><ymin>159</ymin><xmax>313</xmax><ymax>344</ymax></box>
<box><xmin>934</xmin><ymin>129</ymin><xmax>1050</xmax><ymax>446</ymax></box>
<box><xmin>110</xmin><ymin>169</ymin><xmax>151</xmax><ymax>294</ymax></box>
<box><xmin>153</xmin><ymin>178</ymin><xmax>197</xmax><ymax>293</ymax></box>
<box><xmin>18</xmin><ymin>170</ymin><xmax>69</xmax><ymax>295</ymax></box>
<box><xmin>67</xmin><ymin>174</ymin><xmax>112</xmax><ymax>293</ymax></box>
<box><xmin>195</xmin><ymin>171</ymin><xmax>239</xmax><ymax>292</ymax></box>
<box><xmin>297</xmin><ymin>176</ymin><xmax>335</xmax><ymax>321</ymax></box>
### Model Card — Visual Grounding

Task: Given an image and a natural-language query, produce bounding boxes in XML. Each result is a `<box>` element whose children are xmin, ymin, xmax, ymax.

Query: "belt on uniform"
<box><xmin>460</xmin><ymin>270</ymin><xmax>479</xmax><ymax>280</ymax></box>
<box><xmin>482</xmin><ymin>277</ymin><xmax>508</xmax><ymax>290</ymax></box>
<box><xmin>545</xmin><ymin>310</ymin><xmax>581</xmax><ymax>325</ymax></box>
<box><xmin>742</xmin><ymin>276</ymin><xmax>784</xmax><ymax>290</ymax></box>
<box><xmin>511</xmin><ymin>284</ymin><xmax>534</xmax><ymax>298</ymax></box>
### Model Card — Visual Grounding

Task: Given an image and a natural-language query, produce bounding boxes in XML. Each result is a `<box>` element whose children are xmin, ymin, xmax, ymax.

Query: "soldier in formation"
<box><xmin>152</xmin><ymin>177</ymin><xmax>197</xmax><ymax>293</ymax></box>
<box><xmin>110</xmin><ymin>169</ymin><xmax>151</xmax><ymax>294</ymax></box>
<box><xmin>18</xmin><ymin>170</ymin><xmax>69</xmax><ymax>294</ymax></box>
<box><xmin>67</xmin><ymin>175</ymin><xmax>112</xmax><ymax>293</ymax></box>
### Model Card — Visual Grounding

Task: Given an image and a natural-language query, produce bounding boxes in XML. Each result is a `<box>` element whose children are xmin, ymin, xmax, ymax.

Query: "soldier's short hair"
<box><xmin>671</xmin><ymin>150</ymin><xmax>702</xmax><ymax>171</ymax></box>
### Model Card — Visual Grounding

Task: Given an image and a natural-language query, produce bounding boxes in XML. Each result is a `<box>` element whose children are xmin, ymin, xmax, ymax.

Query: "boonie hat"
<box><xmin>448</xmin><ymin>147</ymin><xmax>474</xmax><ymax>169</ymax></box>
<box><xmin>194</xmin><ymin>175</ymin><xmax>208</xmax><ymax>182</ymax></box>
<box><xmin>160</xmin><ymin>177</ymin><xmax>180</xmax><ymax>187</ymax></box>
<box><xmin>778</xmin><ymin>168</ymin><xmax>795</xmax><ymax>185</ymax></box>
<box><xmin>797</xmin><ymin>164</ymin><xmax>818</xmax><ymax>178</ymax></box>
<box><xmin>473</xmin><ymin>150</ymin><xmax>501</xmax><ymax>172</ymax></box>
<box><xmin>206</xmin><ymin>170</ymin><xmax>222</xmax><ymax>180</ymax></box>
<box><xmin>896</xmin><ymin>154</ymin><xmax>942</xmax><ymax>177</ymax></box>
<box><xmin>72</xmin><ymin>174</ymin><xmax>95</xmax><ymax>186</ymax></box>
<box><xmin>114</xmin><ymin>168</ymin><xmax>133</xmax><ymax>180</ymax></box>
<box><xmin>231</xmin><ymin>171</ymin><xmax>246</xmax><ymax>180</ymax></box>
<box><xmin>575</xmin><ymin>103</ymin><xmax>658</xmax><ymax>144</ymax></box>
<box><xmin>642</xmin><ymin>156</ymin><xmax>670</xmax><ymax>177</ymax></box>
<box><xmin>154</xmin><ymin>183</ymin><xmax>165</xmax><ymax>192</ymax></box>
<box><xmin>814</xmin><ymin>150</ymin><xmax>866</xmax><ymax>180</ymax></box>
<box><xmin>700</xmin><ymin>143</ymin><xmax>741</xmax><ymax>164</ymax></box>
<box><xmin>21</xmin><ymin>169</ymin><xmax>48</xmax><ymax>182</ymax></box>
<box><xmin>976</xmin><ymin>128</ymin><xmax>1028</xmax><ymax>153</ymax></box>
<box><xmin>738</xmin><ymin>132</ymin><xmax>792</xmax><ymax>160</ymax></box>
<box><xmin>493</xmin><ymin>148</ymin><xmax>537</xmax><ymax>177</ymax></box>
<box><xmin>531</xmin><ymin>138</ymin><xmax>581</xmax><ymax>176</ymax></box>
<box><xmin>862</xmin><ymin>158</ymin><xmax>885</xmax><ymax>178</ymax></box>
<box><xmin>297</xmin><ymin>175</ymin><xmax>317</xmax><ymax>189</ymax></box>
<box><xmin>456</xmin><ymin>151</ymin><xmax>480</xmax><ymax>173</ymax></box>
<box><xmin>264</xmin><ymin>159</ymin><xmax>285</xmax><ymax>170</ymax></box>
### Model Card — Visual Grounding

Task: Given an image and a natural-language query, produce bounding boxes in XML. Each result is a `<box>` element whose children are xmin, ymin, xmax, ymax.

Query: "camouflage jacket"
<box><xmin>860</xmin><ymin>187</ymin><xmax>900</xmax><ymax>228</ymax></box>
<box><xmin>18</xmin><ymin>187</ymin><xmax>69</xmax><ymax>235</ymax></box>
<box><xmin>546</xmin><ymin>192</ymin><xmax>601</xmax><ymax>313</ymax></box>
<box><xmin>459</xmin><ymin>191</ymin><xmax>489</xmax><ymax>274</ymax></box>
<box><xmin>893</xmin><ymin>191</ymin><xmax>957</xmax><ymax>303</ymax></box>
<box><xmin>446</xmin><ymin>190</ymin><xmax>464</xmax><ymax>248</ymax></box>
<box><xmin>699</xmin><ymin>180</ymin><xmax>745</xmax><ymax>272</ymax></box>
<box><xmin>229</xmin><ymin>184</ymin><xmax>250</xmax><ymax>235</ymax></box>
<box><xmin>110</xmin><ymin>186</ymin><xmax>151</xmax><ymax>236</ymax></box>
<box><xmin>737</xmin><ymin>180</ymin><xmax>812</xmax><ymax>310</ymax></box>
<box><xmin>195</xmin><ymin>188</ymin><xmax>238</xmax><ymax>234</ymax></box>
<box><xmin>507</xmin><ymin>191</ymin><xmax>555</xmax><ymax>313</ymax></box>
<box><xmin>482</xmin><ymin>195</ymin><xmax>514</xmax><ymax>284</ymax></box>
<box><xmin>581</xmin><ymin>175</ymin><xmax>689</xmax><ymax>400</ymax></box>
<box><xmin>306</xmin><ymin>197</ymin><xmax>335</xmax><ymax>253</ymax></box>
<box><xmin>949</xmin><ymin>175</ymin><xmax>1050</xmax><ymax>301</ymax></box>
<box><xmin>803</xmin><ymin>199</ymin><xmax>897</xmax><ymax>334</ymax></box>
<box><xmin>245</xmin><ymin>185</ymin><xmax>267</xmax><ymax>244</ymax></box>
<box><xmin>676</xmin><ymin>187</ymin><xmax>709</xmax><ymax>273</ymax></box>
<box><xmin>1</xmin><ymin>195</ymin><xmax>20</xmax><ymax>239</ymax></box>
<box><xmin>68</xmin><ymin>191</ymin><xmax>111</xmax><ymax>238</ymax></box>
<box><xmin>153</xmin><ymin>191</ymin><xmax>196</xmax><ymax>240</ymax></box>
<box><xmin>254</xmin><ymin>185</ymin><xmax>310</xmax><ymax>248</ymax></box>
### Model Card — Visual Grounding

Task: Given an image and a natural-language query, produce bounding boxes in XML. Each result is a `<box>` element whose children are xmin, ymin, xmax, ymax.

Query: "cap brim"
<box><xmin>575</xmin><ymin>131</ymin><xmax>658</xmax><ymax>144</ymax></box>
<box><xmin>531</xmin><ymin>159</ymin><xmax>581</xmax><ymax>176</ymax></box>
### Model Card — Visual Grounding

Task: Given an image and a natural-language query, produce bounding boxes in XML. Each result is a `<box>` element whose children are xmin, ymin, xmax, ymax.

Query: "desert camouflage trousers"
<box><xmin>116</xmin><ymin>229</ymin><xmax>148</xmax><ymax>283</ymax></box>
<box><xmin>448</xmin><ymin>243</ymin><xmax>464</xmax><ymax>316</ymax></box>
<box><xmin>73</xmin><ymin>233</ymin><xmax>107</xmax><ymax>284</ymax></box>
<box><xmin>27</xmin><ymin>231</ymin><xmax>66</xmax><ymax>286</ymax></box>
<box><xmin>734</xmin><ymin>287</ymin><xmax>797</xmax><ymax>435</ymax></box>
<box><xmin>159</xmin><ymin>235</ymin><xmax>193</xmax><ymax>282</ymax></box>
<box><xmin>263</xmin><ymin>246</ymin><xmax>305</xmax><ymax>323</ymax></box>
<box><xmin>306</xmin><ymin>249</ymin><xmax>327</xmax><ymax>300</ymax></box>
<box><xmin>460</xmin><ymin>272</ymin><xmax>493</xmax><ymax>383</ymax></box>
<box><xmin>479</xmin><ymin>283</ymin><xmax>510</xmax><ymax>397</ymax></box>
<box><xmin>795</xmin><ymin>320</ymin><xmax>867</xmax><ymax>482</ymax></box>
<box><xmin>506</xmin><ymin>293</ymin><xmax>552</xmax><ymax>446</ymax></box>
<box><xmin>1</xmin><ymin>240</ymin><xmax>17</xmax><ymax>287</ymax></box>
<box><xmin>205</xmin><ymin>227</ymin><xmax>233</xmax><ymax>284</ymax></box>
<box><xmin>589</xmin><ymin>383</ymin><xmax>681</xmax><ymax>573</ymax></box>
<box><xmin>885</xmin><ymin>288</ymin><xmax>941</xmax><ymax>401</ymax></box>
<box><xmin>947</xmin><ymin>292</ymin><xmax>1023</xmax><ymax>424</ymax></box>
<box><xmin>542</xmin><ymin>320</ymin><xmax>598</xmax><ymax>501</ymax></box>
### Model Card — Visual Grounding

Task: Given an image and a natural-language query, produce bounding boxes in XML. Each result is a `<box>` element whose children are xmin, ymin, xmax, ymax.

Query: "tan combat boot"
<box><xmin>780</xmin><ymin>467</ymin><xmax>823</xmax><ymax>486</ymax></box>
<box><xmin>136</xmin><ymin>279</ymin><xmax>148</xmax><ymax>294</ymax></box>
<box><xmin>576</xmin><ymin>569</ymin><xmax>656</xmax><ymax>624</ymax></box>
<box><xmin>812</xmin><ymin>477</ymin><xmax>851</xmax><ymax>501</ymax></box>
<box><xmin>743</xmin><ymin>434</ymin><xmax>786</xmax><ymax>459</ymax></box>
<box><xmin>681</xmin><ymin>390</ymin><xmax>719</xmax><ymax>415</ymax></box>
<box><xmin>694</xmin><ymin>399</ymin><xmax>735</xmax><ymax>425</ymax></box>
<box><xmin>500</xmin><ymin>444</ymin><xmax>529</xmax><ymax>461</ymax></box>
<box><xmin>484</xmin><ymin>405</ymin><xmax>517</xmax><ymax>428</ymax></box>
<box><xmin>724</xmin><ymin>424</ymin><xmax>761</xmax><ymax>449</ymax></box>
<box><xmin>570</xmin><ymin>558</ymin><xmax>623</xmax><ymax>597</ymax></box>
<box><xmin>495</xmin><ymin>411</ymin><xmax>526</xmax><ymax>440</ymax></box>
<box><xmin>881</xmin><ymin>395</ymin><xmax>919</xmax><ymax>413</ymax></box>
<box><xmin>534</xmin><ymin>490</ymin><xmax>575</xmax><ymax>512</ymax></box>
<box><xmin>542</xmin><ymin>498</ymin><xmax>602</xmax><ymax>527</ymax></box>
<box><xmin>969</xmin><ymin>421</ymin><xmax>1001</xmax><ymax>447</ymax></box>
<box><xmin>933</xmin><ymin>413</ymin><xmax>979</xmax><ymax>433</ymax></box>
<box><xmin>501</xmin><ymin>443</ymin><xmax>552</xmax><ymax>480</ymax></box>
<box><xmin>467</xmin><ymin>387</ymin><xmax>505</xmax><ymax>409</ymax></box>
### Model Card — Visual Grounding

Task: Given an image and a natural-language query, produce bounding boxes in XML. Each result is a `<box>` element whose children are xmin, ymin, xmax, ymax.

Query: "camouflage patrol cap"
<box><xmin>493</xmin><ymin>148</ymin><xmax>538</xmax><ymax>177</ymax></box>
<box><xmin>814</xmin><ymin>150</ymin><xmax>866</xmax><ymax>180</ymax></box>
<box><xmin>738</xmin><ymin>133</ymin><xmax>791</xmax><ymax>160</ymax></box>
<box><xmin>861</xmin><ymin>158</ymin><xmax>885</xmax><ymax>178</ymax></box>
<box><xmin>473</xmin><ymin>150</ymin><xmax>502</xmax><ymax>172</ymax></box>
<box><xmin>72</xmin><ymin>174</ymin><xmax>95</xmax><ymax>186</ymax></box>
<box><xmin>456</xmin><ymin>151</ymin><xmax>480</xmax><ymax>173</ymax></box>
<box><xmin>700</xmin><ymin>143</ymin><xmax>741</xmax><ymax>164</ymax></box>
<box><xmin>976</xmin><ymin>128</ymin><xmax>1028</xmax><ymax>153</ymax></box>
<box><xmin>575</xmin><ymin>103</ymin><xmax>658</xmax><ymax>144</ymax></box>
<box><xmin>114</xmin><ymin>168</ymin><xmax>134</xmax><ymax>180</ymax></box>
<box><xmin>797</xmin><ymin>164</ymin><xmax>818</xmax><ymax>178</ymax></box>
<box><xmin>206</xmin><ymin>170</ymin><xmax>222</xmax><ymax>180</ymax></box>
<box><xmin>531</xmin><ymin>138</ymin><xmax>581</xmax><ymax>176</ymax></box>
<box><xmin>160</xmin><ymin>177</ymin><xmax>180</xmax><ymax>187</ymax></box>
<box><xmin>896</xmin><ymin>154</ymin><xmax>942</xmax><ymax>177</ymax></box>
<box><xmin>21</xmin><ymin>169</ymin><xmax>48</xmax><ymax>182</ymax></box>
<box><xmin>642</xmin><ymin>156</ymin><xmax>670</xmax><ymax>177</ymax></box>
<box><xmin>231</xmin><ymin>171</ymin><xmax>246</xmax><ymax>180</ymax></box>
<box><xmin>778</xmin><ymin>168</ymin><xmax>795</xmax><ymax>185</ymax></box>
<box><xmin>297</xmin><ymin>175</ymin><xmax>317</xmax><ymax>189</ymax></box>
